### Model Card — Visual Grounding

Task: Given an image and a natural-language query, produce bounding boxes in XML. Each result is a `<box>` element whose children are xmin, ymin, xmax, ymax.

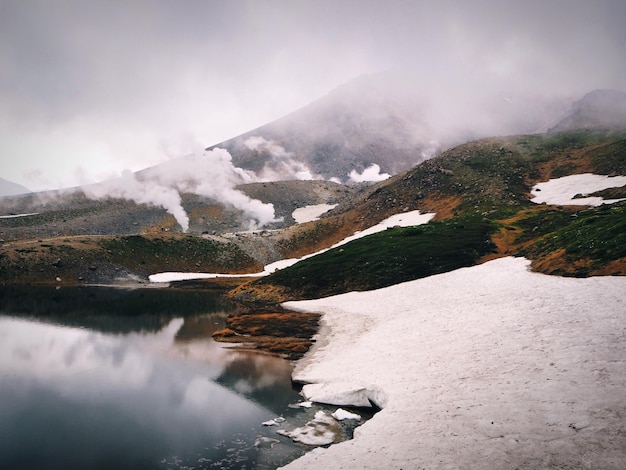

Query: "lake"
<box><xmin>0</xmin><ymin>285</ymin><xmax>322</xmax><ymax>469</ymax></box>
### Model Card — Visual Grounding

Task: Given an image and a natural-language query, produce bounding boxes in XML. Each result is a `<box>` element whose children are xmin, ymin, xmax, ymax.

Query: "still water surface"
<box><xmin>0</xmin><ymin>285</ymin><xmax>311</xmax><ymax>469</ymax></box>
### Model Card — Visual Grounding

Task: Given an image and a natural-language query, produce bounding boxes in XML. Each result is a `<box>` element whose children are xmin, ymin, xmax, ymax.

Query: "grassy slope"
<box><xmin>256</xmin><ymin>214</ymin><xmax>496</xmax><ymax>299</ymax></box>
<box><xmin>232</xmin><ymin>129</ymin><xmax>626</xmax><ymax>302</ymax></box>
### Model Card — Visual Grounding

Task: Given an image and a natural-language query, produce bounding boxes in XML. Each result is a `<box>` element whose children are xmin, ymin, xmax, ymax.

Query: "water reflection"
<box><xmin>0</xmin><ymin>286</ymin><xmax>307</xmax><ymax>469</ymax></box>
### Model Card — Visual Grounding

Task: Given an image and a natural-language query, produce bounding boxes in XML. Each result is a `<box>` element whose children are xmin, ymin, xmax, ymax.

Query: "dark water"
<box><xmin>0</xmin><ymin>285</ymin><xmax>317</xmax><ymax>469</ymax></box>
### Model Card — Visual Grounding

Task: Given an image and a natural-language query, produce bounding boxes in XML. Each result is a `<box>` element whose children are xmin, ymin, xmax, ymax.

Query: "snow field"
<box><xmin>281</xmin><ymin>257</ymin><xmax>626</xmax><ymax>469</ymax></box>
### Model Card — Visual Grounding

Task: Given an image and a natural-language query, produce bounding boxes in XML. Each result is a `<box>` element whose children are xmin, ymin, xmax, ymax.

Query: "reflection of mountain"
<box><xmin>215</xmin><ymin>353</ymin><xmax>301</xmax><ymax>414</ymax></box>
<box><xmin>0</xmin><ymin>285</ymin><xmax>241</xmax><ymax>334</ymax></box>
<box><xmin>173</xmin><ymin>313</ymin><xmax>231</xmax><ymax>340</ymax></box>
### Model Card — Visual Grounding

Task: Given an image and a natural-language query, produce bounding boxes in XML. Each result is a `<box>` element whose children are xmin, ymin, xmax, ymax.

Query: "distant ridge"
<box><xmin>549</xmin><ymin>89</ymin><xmax>626</xmax><ymax>132</ymax></box>
<box><xmin>0</xmin><ymin>177</ymin><xmax>30</xmax><ymax>197</ymax></box>
<box><xmin>209</xmin><ymin>71</ymin><xmax>568</xmax><ymax>182</ymax></box>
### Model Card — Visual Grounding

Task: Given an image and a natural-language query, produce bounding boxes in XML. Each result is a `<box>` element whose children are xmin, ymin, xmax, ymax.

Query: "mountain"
<box><xmin>209</xmin><ymin>71</ymin><xmax>569</xmax><ymax>182</ymax></box>
<box><xmin>2</xmin><ymin>129</ymin><xmax>625</xmax><ymax>289</ymax></box>
<box><xmin>2</xmin><ymin>78</ymin><xmax>625</xmax><ymax>289</ymax></box>
<box><xmin>0</xmin><ymin>177</ymin><xmax>30</xmax><ymax>197</ymax></box>
<box><xmin>232</xmin><ymin>128</ymin><xmax>626</xmax><ymax>302</ymax></box>
<box><xmin>549</xmin><ymin>89</ymin><xmax>626</xmax><ymax>132</ymax></box>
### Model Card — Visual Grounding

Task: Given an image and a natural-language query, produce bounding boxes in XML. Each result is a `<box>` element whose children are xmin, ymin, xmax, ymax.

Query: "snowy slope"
<box><xmin>282</xmin><ymin>257</ymin><xmax>626</xmax><ymax>469</ymax></box>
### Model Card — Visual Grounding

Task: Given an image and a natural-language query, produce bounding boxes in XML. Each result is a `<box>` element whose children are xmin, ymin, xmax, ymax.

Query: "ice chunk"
<box><xmin>331</xmin><ymin>408</ymin><xmax>362</xmax><ymax>421</ymax></box>
<box><xmin>288</xmin><ymin>401</ymin><xmax>313</xmax><ymax>409</ymax></box>
<box><xmin>253</xmin><ymin>437</ymin><xmax>280</xmax><ymax>449</ymax></box>
<box><xmin>301</xmin><ymin>382</ymin><xmax>374</xmax><ymax>408</ymax></box>
<box><xmin>277</xmin><ymin>411</ymin><xmax>342</xmax><ymax>446</ymax></box>
<box><xmin>261</xmin><ymin>417</ymin><xmax>285</xmax><ymax>426</ymax></box>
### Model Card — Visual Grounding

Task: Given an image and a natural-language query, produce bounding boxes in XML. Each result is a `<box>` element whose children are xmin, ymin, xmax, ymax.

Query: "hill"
<box><xmin>1</xmin><ymin>82</ymin><xmax>624</xmax><ymax>289</ymax></box>
<box><xmin>3</xmin><ymin>129</ymin><xmax>625</xmax><ymax>290</ymax></box>
<box><xmin>0</xmin><ymin>180</ymin><xmax>356</xmax><ymax>284</ymax></box>
<box><xmin>231</xmin><ymin>129</ymin><xmax>626</xmax><ymax>302</ymax></box>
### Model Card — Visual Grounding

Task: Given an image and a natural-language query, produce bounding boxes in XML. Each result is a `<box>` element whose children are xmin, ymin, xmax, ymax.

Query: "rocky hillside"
<box><xmin>231</xmin><ymin>128</ymin><xmax>626</xmax><ymax>302</ymax></box>
<box><xmin>3</xmin><ymin>129</ymin><xmax>625</xmax><ymax>290</ymax></box>
<box><xmin>0</xmin><ymin>179</ymin><xmax>357</xmax><ymax>284</ymax></box>
<box><xmin>1</xmin><ymin>82</ymin><xmax>624</xmax><ymax>290</ymax></box>
<box><xmin>0</xmin><ymin>180</ymin><xmax>354</xmax><ymax>240</ymax></box>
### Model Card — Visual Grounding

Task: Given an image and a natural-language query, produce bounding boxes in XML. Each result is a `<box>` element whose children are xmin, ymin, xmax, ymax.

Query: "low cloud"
<box><xmin>349</xmin><ymin>164</ymin><xmax>391</xmax><ymax>183</ymax></box>
<box><xmin>82</xmin><ymin>148</ymin><xmax>280</xmax><ymax>231</ymax></box>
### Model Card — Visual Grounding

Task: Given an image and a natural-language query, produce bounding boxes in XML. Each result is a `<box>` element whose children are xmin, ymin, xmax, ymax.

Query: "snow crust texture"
<box><xmin>281</xmin><ymin>257</ymin><xmax>626</xmax><ymax>469</ymax></box>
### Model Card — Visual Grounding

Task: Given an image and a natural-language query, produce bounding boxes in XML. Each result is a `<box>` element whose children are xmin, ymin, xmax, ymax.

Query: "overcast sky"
<box><xmin>1</xmin><ymin>0</ymin><xmax>625</xmax><ymax>191</ymax></box>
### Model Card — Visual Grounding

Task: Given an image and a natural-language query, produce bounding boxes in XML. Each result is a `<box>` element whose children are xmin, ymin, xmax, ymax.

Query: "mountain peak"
<box><xmin>210</xmin><ymin>72</ymin><xmax>569</xmax><ymax>183</ymax></box>
<box><xmin>0</xmin><ymin>177</ymin><xmax>31</xmax><ymax>197</ymax></box>
<box><xmin>549</xmin><ymin>89</ymin><xmax>626</xmax><ymax>132</ymax></box>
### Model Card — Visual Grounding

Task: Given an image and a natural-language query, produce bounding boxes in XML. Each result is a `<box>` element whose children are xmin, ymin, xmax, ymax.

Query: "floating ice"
<box><xmin>288</xmin><ymin>401</ymin><xmax>313</xmax><ymax>409</ymax></box>
<box><xmin>253</xmin><ymin>436</ymin><xmax>280</xmax><ymax>449</ymax></box>
<box><xmin>261</xmin><ymin>417</ymin><xmax>285</xmax><ymax>426</ymax></box>
<box><xmin>277</xmin><ymin>411</ymin><xmax>342</xmax><ymax>446</ymax></box>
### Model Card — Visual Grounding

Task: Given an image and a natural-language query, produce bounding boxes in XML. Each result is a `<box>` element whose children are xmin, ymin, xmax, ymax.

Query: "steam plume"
<box><xmin>244</xmin><ymin>136</ymin><xmax>323</xmax><ymax>181</ymax></box>
<box><xmin>349</xmin><ymin>164</ymin><xmax>391</xmax><ymax>183</ymax></box>
<box><xmin>82</xmin><ymin>148</ymin><xmax>280</xmax><ymax>231</ymax></box>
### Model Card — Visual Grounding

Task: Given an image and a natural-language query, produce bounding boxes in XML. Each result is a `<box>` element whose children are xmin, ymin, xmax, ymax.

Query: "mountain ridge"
<box><xmin>1</xmin><ymin>81</ymin><xmax>625</xmax><ymax>289</ymax></box>
<box><xmin>0</xmin><ymin>177</ymin><xmax>30</xmax><ymax>197</ymax></box>
<box><xmin>229</xmin><ymin>128</ymin><xmax>626</xmax><ymax>302</ymax></box>
<box><xmin>208</xmin><ymin>71</ymin><xmax>571</xmax><ymax>182</ymax></box>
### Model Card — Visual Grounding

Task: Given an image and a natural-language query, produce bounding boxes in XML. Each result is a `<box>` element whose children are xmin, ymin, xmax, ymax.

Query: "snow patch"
<box><xmin>281</xmin><ymin>257</ymin><xmax>626</xmax><ymax>469</ymax></box>
<box><xmin>0</xmin><ymin>212</ymin><xmax>39</xmax><ymax>219</ymax></box>
<box><xmin>292</xmin><ymin>204</ymin><xmax>337</xmax><ymax>224</ymax></box>
<box><xmin>530</xmin><ymin>173</ymin><xmax>626</xmax><ymax>206</ymax></box>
